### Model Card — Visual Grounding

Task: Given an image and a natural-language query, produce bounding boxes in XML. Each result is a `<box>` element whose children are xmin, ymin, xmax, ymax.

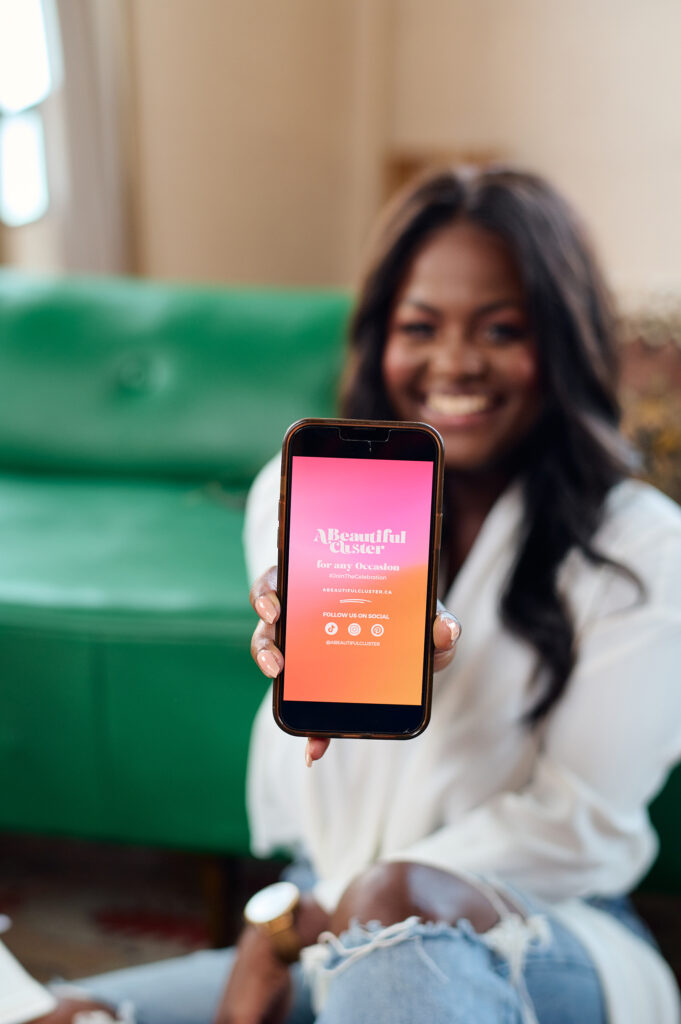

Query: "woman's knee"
<box><xmin>315</xmin><ymin>918</ymin><xmax>524</xmax><ymax>1024</ymax></box>
<box><xmin>330</xmin><ymin>862</ymin><xmax>506</xmax><ymax>935</ymax></box>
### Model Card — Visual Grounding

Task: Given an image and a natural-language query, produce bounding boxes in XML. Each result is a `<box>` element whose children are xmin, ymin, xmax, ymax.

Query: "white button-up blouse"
<box><xmin>244</xmin><ymin>455</ymin><xmax>681</xmax><ymax>1023</ymax></box>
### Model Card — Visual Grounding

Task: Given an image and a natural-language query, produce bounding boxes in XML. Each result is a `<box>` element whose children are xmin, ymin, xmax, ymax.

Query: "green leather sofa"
<box><xmin>0</xmin><ymin>269</ymin><xmax>678</xmax><ymax>898</ymax></box>
<box><xmin>0</xmin><ymin>270</ymin><xmax>349</xmax><ymax>854</ymax></box>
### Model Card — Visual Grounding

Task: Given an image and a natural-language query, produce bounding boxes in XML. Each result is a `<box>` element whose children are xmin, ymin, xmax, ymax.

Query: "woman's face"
<box><xmin>382</xmin><ymin>221</ymin><xmax>542</xmax><ymax>472</ymax></box>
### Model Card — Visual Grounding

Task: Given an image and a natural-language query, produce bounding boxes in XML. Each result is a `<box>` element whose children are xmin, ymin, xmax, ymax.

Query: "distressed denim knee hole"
<box><xmin>303</xmin><ymin>917</ymin><xmax>533</xmax><ymax>1024</ymax></box>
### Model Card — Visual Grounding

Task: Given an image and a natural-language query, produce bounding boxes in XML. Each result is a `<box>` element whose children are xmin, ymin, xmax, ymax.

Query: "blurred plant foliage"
<box><xmin>619</xmin><ymin>295</ymin><xmax>681</xmax><ymax>505</ymax></box>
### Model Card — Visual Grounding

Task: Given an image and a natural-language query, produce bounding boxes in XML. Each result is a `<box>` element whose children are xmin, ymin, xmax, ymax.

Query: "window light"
<box><xmin>0</xmin><ymin>110</ymin><xmax>49</xmax><ymax>226</ymax></box>
<box><xmin>0</xmin><ymin>0</ymin><xmax>52</xmax><ymax>114</ymax></box>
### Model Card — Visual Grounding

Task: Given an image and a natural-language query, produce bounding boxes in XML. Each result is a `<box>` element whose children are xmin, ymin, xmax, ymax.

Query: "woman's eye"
<box><xmin>482</xmin><ymin>322</ymin><xmax>528</xmax><ymax>344</ymax></box>
<box><xmin>396</xmin><ymin>321</ymin><xmax>435</xmax><ymax>340</ymax></box>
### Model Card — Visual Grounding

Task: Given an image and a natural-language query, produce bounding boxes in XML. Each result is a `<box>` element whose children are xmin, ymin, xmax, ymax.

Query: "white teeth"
<box><xmin>425</xmin><ymin>393</ymin><xmax>492</xmax><ymax>416</ymax></box>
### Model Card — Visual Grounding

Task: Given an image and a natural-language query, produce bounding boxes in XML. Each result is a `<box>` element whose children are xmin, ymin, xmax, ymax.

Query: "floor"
<box><xmin>0</xmin><ymin>834</ymin><xmax>280</xmax><ymax>985</ymax></box>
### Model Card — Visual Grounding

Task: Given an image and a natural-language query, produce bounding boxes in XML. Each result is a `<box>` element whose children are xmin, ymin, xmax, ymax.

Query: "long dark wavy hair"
<box><xmin>342</xmin><ymin>166</ymin><xmax>639</xmax><ymax>723</ymax></box>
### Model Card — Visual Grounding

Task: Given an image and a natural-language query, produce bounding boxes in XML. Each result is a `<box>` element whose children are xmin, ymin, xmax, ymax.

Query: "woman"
<box><xmin>50</xmin><ymin>168</ymin><xmax>681</xmax><ymax>1024</ymax></box>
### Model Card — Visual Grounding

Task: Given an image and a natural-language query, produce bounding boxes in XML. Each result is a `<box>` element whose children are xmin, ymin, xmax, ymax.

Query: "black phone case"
<box><xmin>274</xmin><ymin>418</ymin><xmax>444</xmax><ymax>739</ymax></box>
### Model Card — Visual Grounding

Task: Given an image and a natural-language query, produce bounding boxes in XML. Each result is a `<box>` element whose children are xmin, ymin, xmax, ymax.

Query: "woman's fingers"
<box><xmin>249</xmin><ymin>565</ymin><xmax>280</xmax><ymax>624</ymax></box>
<box><xmin>432</xmin><ymin>607</ymin><xmax>461</xmax><ymax>674</ymax></box>
<box><xmin>305</xmin><ymin>736</ymin><xmax>331</xmax><ymax>765</ymax></box>
<box><xmin>251</xmin><ymin>618</ymin><xmax>283</xmax><ymax>678</ymax></box>
<box><xmin>250</xmin><ymin>566</ymin><xmax>283</xmax><ymax>677</ymax></box>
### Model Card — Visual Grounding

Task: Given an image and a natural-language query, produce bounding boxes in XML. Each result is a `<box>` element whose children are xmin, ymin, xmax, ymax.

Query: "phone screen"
<box><xmin>283</xmin><ymin>454</ymin><xmax>434</xmax><ymax>705</ymax></box>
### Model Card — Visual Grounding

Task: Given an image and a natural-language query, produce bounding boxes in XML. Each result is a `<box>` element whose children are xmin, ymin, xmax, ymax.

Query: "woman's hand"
<box><xmin>214</xmin><ymin>925</ymin><xmax>291</xmax><ymax>1024</ymax></box>
<box><xmin>214</xmin><ymin>894</ymin><xmax>330</xmax><ymax>1024</ymax></box>
<box><xmin>250</xmin><ymin>569</ymin><xmax>461</xmax><ymax>765</ymax></box>
<box><xmin>31</xmin><ymin>998</ymin><xmax>119</xmax><ymax>1023</ymax></box>
<box><xmin>249</xmin><ymin>566</ymin><xmax>283</xmax><ymax>681</ymax></box>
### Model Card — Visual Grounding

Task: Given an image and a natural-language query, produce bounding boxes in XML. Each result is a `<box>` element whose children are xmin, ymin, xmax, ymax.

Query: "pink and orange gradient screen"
<box><xmin>283</xmin><ymin>456</ymin><xmax>434</xmax><ymax>704</ymax></box>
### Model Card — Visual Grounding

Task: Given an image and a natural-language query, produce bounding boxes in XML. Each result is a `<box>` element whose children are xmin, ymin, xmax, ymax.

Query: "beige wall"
<box><xmin>390</xmin><ymin>0</ymin><xmax>681</xmax><ymax>294</ymax></box>
<box><xmin>2</xmin><ymin>215</ymin><xmax>62</xmax><ymax>272</ymax></box>
<box><xmin>126</xmin><ymin>0</ymin><xmax>392</xmax><ymax>286</ymax></box>
<box><xmin>127</xmin><ymin>0</ymin><xmax>681</xmax><ymax>291</ymax></box>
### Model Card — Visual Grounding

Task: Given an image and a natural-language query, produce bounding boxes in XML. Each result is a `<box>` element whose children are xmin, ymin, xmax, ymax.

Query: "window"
<box><xmin>0</xmin><ymin>0</ymin><xmax>60</xmax><ymax>226</ymax></box>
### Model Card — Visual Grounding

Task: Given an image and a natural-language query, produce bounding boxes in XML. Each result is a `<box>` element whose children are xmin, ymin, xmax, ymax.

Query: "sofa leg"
<box><xmin>201</xmin><ymin>854</ymin><xmax>243</xmax><ymax>947</ymax></box>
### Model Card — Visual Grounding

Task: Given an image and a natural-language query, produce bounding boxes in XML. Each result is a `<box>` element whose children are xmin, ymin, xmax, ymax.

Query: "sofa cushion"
<box><xmin>0</xmin><ymin>473</ymin><xmax>257</xmax><ymax>638</ymax></box>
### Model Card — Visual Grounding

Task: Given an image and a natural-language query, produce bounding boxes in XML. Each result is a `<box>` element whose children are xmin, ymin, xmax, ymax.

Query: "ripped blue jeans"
<box><xmin>58</xmin><ymin>884</ymin><xmax>655</xmax><ymax>1024</ymax></box>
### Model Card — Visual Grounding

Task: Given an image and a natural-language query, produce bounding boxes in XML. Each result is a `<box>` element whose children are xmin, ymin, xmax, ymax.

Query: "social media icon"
<box><xmin>371</xmin><ymin>623</ymin><xmax>384</xmax><ymax>637</ymax></box>
<box><xmin>348</xmin><ymin>622</ymin><xmax>361</xmax><ymax>636</ymax></box>
<box><xmin>325</xmin><ymin>621</ymin><xmax>338</xmax><ymax>635</ymax></box>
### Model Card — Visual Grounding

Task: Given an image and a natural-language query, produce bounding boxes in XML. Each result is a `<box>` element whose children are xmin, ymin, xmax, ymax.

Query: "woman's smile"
<box><xmin>419</xmin><ymin>390</ymin><xmax>502</xmax><ymax>424</ymax></box>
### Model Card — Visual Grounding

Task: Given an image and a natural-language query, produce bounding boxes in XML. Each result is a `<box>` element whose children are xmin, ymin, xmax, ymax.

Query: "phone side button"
<box><xmin>434</xmin><ymin>512</ymin><xmax>442</xmax><ymax>550</ymax></box>
<box><xmin>277</xmin><ymin>500</ymin><xmax>284</xmax><ymax>550</ymax></box>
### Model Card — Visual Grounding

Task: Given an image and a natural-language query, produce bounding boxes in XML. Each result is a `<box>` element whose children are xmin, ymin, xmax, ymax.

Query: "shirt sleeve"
<box><xmin>387</xmin><ymin>531</ymin><xmax>681</xmax><ymax>903</ymax></box>
<box><xmin>243</xmin><ymin>454</ymin><xmax>281</xmax><ymax>584</ymax></box>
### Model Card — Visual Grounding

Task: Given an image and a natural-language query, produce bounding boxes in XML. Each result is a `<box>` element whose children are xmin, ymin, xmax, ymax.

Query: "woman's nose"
<box><xmin>430</xmin><ymin>333</ymin><xmax>486</xmax><ymax>379</ymax></box>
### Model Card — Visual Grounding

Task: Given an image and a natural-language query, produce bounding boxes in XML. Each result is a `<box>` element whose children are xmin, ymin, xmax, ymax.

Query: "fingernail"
<box><xmin>257</xmin><ymin>649</ymin><xmax>281</xmax><ymax>677</ymax></box>
<box><xmin>255</xmin><ymin>595</ymin><xmax>278</xmax><ymax>624</ymax></box>
<box><xmin>444</xmin><ymin>615</ymin><xmax>461</xmax><ymax>645</ymax></box>
<box><xmin>305</xmin><ymin>740</ymin><xmax>313</xmax><ymax>768</ymax></box>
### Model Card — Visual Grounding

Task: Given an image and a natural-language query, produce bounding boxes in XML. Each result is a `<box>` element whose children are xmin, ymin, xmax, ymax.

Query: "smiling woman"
<box><xmin>48</xmin><ymin>167</ymin><xmax>681</xmax><ymax>1024</ymax></box>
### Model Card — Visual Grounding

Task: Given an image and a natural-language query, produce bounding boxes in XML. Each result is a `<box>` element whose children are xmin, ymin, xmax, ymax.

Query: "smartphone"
<box><xmin>274</xmin><ymin>418</ymin><xmax>444</xmax><ymax>739</ymax></box>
